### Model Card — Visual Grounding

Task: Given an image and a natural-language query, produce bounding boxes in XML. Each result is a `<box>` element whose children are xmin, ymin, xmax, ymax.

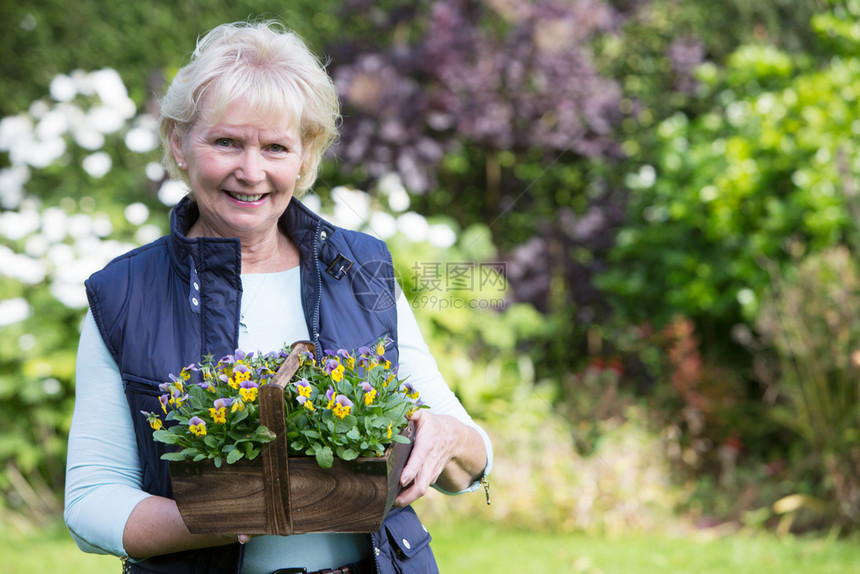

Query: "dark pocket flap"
<box><xmin>384</xmin><ymin>506</ymin><xmax>432</xmax><ymax>559</ymax></box>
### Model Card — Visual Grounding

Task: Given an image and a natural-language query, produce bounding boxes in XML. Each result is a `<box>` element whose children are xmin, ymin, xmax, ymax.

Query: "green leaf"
<box><xmin>160</xmin><ymin>452</ymin><xmax>188</xmax><ymax>461</ymax></box>
<box><xmin>291</xmin><ymin>440</ymin><xmax>306</xmax><ymax>451</ymax></box>
<box><xmin>226</xmin><ymin>449</ymin><xmax>244</xmax><ymax>464</ymax></box>
<box><xmin>315</xmin><ymin>446</ymin><xmax>334</xmax><ymax>469</ymax></box>
<box><xmin>346</xmin><ymin>427</ymin><xmax>361</xmax><ymax>440</ymax></box>
<box><xmin>336</xmin><ymin>447</ymin><xmax>359</xmax><ymax>461</ymax></box>
<box><xmin>152</xmin><ymin>430</ymin><xmax>182</xmax><ymax>445</ymax></box>
<box><xmin>232</xmin><ymin>408</ymin><xmax>249</xmax><ymax>424</ymax></box>
<box><xmin>391</xmin><ymin>434</ymin><xmax>411</xmax><ymax>444</ymax></box>
<box><xmin>254</xmin><ymin>425</ymin><xmax>277</xmax><ymax>441</ymax></box>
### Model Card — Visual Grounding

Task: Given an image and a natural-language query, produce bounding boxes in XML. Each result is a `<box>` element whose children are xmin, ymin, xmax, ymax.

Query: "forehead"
<box><xmin>198</xmin><ymin>98</ymin><xmax>300</xmax><ymax>140</ymax></box>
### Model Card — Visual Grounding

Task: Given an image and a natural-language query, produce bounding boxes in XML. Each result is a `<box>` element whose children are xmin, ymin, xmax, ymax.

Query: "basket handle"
<box><xmin>258</xmin><ymin>340</ymin><xmax>315</xmax><ymax>535</ymax></box>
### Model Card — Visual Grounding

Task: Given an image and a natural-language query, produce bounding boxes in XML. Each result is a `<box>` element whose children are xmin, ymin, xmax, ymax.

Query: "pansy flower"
<box><xmin>140</xmin><ymin>411</ymin><xmax>163</xmax><ymax>431</ymax></box>
<box><xmin>296</xmin><ymin>395</ymin><xmax>315</xmax><ymax>411</ymax></box>
<box><xmin>170</xmin><ymin>388</ymin><xmax>189</xmax><ymax>407</ymax></box>
<box><xmin>233</xmin><ymin>364</ymin><xmax>252</xmax><ymax>383</ymax></box>
<box><xmin>360</xmin><ymin>381</ymin><xmax>377</xmax><ymax>406</ymax></box>
<box><xmin>209</xmin><ymin>398</ymin><xmax>231</xmax><ymax>424</ymax></box>
<box><xmin>180</xmin><ymin>363</ymin><xmax>197</xmax><ymax>381</ymax></box>
<box><xmin>402</xmin><ymin>382</ymin><xmax>419</xmax><ymax>400</ymax></box>
<box><xmin>239</xmin><ymin>379</ymin><xmax>259</xmax><ymax>403</ymax></box>
<box><xmin>293</xmin><ymin>378</ymin><xmax>312</xmax><ymax>398</ymax></box>
<box><xmin>330</xmin><ymin>364</ymin><xmax>345</xmax><ymax>382</ymax></box>
<box><xmin>188</xmin><ymin>416</ymin><xmax>207</xmax><ymax>437</ymax></box>
<box><xmin>298</xmin><ymin>350</ymin><xmax>315</xmax><ymax>366</ymax></box>
<box><xmin>323</xmin><ymin>356</ymin><xmax>340</xmax><ymax>372</ymax></box>
<box><xmin>332</xmin><ymin>395</ymin><xmax>353</xmax><ymax>419</ymax></box>
<box><xmin>337</xmin><ymin>349</ymin><xmax>356</xmax><ymax>371</ymax></box>
<box><xmin>323</xmin><ymin>357</ymin><xmax>345</xmax><ymax>382</ymax></box>
<box><xmin>255</xmin><ymin>366</ymin><xmax>274</xmax><ymax>385</ymax></box>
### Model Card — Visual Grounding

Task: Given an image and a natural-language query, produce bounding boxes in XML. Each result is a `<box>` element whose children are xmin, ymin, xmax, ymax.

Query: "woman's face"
<box><xmin>171</xmin><ymin>99</ymin><xmax>304</xmax><ymax>241</ymax></box>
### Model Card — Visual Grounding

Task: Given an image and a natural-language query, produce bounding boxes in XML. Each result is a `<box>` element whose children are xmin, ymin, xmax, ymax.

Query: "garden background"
<box><xmin>2</xmin><ymin>0</ymin><xmax>860</xmax><ymax>572</ymax></box>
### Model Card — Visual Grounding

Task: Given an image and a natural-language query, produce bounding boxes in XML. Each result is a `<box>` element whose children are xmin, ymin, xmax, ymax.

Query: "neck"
<box><xmin>240</xmin><ymin>231</ymin><xmax>282</xmax><ymax>274</ymax></box>
<box><xmin>187</xmin><ymin>220</ymin><xmax>299</xmax><ymax>274</ymax></box>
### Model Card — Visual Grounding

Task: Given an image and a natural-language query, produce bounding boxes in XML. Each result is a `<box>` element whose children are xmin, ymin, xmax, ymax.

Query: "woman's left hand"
<box><xmin>394</xmin><ymin>409</ymin><xmax>486</xmax><ymax>507</ymax></box>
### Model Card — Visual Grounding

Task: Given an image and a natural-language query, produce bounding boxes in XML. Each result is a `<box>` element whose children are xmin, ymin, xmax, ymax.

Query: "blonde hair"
<box><xmin>156</xmin><ymin>20</ymin><xmax>340</xmax><ymax>195</ymax></box>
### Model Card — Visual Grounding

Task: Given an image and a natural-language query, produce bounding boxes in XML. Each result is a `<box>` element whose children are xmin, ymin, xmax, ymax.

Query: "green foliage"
<box><xmin>141</xmin><ymin>351</ymin><xmax>281</xmax><ymax>468</ymax></box>
<box><xmin>600</xmin><ymin>42</ymin><xmax>860</xmax><ymax>330</ymax></box>
<box><xmin>756</xmin><ymin>246</ymin><xmax>860</xmax><ymax>526</ymax></box>
<box><xmin>596</xmin><ymin>6</ymin><xmax>860</xmax><ymax>526</ymax></box>
<box><xmin>150</xmin><ymin>340</ymin><xmax>417</xmax><ymax>469</ymax></box>
<box><xmin>0</xmin><ymin>0</ymin><xmax>343</xmax><ymax>119</ymax></box>
<box><xmin>284</xmin><ymin>342</ymin><xmax>419</xmax><ymax>468</ymax></box>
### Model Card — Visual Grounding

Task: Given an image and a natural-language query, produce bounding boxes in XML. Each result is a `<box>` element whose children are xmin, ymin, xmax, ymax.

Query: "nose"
<box><xmin>236</xmin><ymin>149</ymin><xmax>265</xmax><ymax>185</ymax></box>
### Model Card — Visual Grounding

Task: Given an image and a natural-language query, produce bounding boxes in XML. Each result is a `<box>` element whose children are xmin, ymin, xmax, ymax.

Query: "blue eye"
<box><xmin>215</xmin><ymin>138</ymin><xmax>232</xmax><ymax>147</ymax></box>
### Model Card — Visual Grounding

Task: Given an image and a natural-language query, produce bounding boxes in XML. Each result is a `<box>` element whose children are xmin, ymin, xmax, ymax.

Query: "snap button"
<box><xmin>320</xmin><ymin>230</ymin><xmax>328</xmax><ymax>240</ymax></box>
<box><xmin>191</xmin><ymin>297</ymin><xmax>199</xmax><ymax>306</ymax></box>
<box><xmin>193</xmin><ymin>281</ymin><xmax>199</xmax><ymax>291</ymax></box>
<box><xmin>402</xmin><ymin>538</ymin><xmax>411</xmax><ymax>550</ymax></box>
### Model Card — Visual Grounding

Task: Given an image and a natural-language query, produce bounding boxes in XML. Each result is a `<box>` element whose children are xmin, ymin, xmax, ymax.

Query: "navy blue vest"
<box><xmin>86</xmin><ymin>196</ymin><xmax>436</xmax><ymax>574</ymax></box>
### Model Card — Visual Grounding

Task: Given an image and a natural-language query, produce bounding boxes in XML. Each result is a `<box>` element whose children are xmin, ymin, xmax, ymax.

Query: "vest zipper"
<box><xmin>311</xmin><ymin>220</ymin><xmax>323</xmax><ymax>363</ymax></box>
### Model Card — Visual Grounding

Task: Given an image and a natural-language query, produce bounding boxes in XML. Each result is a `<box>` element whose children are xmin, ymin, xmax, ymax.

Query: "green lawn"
<box><xmin>7</xmin><ymin>518</ymin><xmax>859</xmax><ymax>573</ymax></box>
<box><xmin>431</xmin><ymin>520</ymin><xmax>860</xmax><ymax>574</ymax></box>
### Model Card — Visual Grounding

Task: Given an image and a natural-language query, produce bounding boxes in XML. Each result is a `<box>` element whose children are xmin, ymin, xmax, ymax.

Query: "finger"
<box><xmin>399</xmin><ymin>412</ymin><xmax>440</xmax><ymax>487</ymax></box>
<box><xmin>395</xmin><ymin>479</ymin><xmax>428</xmax><ymax>507</ymax></box>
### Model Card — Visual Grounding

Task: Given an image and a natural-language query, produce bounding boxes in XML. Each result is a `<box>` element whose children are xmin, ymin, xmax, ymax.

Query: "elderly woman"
<box><xmin>64</xmin><ymin>20</ymin><xmax>492</xmax><ymax>574</ymax></box>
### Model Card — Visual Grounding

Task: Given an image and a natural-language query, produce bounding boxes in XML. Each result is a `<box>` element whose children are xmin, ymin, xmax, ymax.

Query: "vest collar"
<box><xmin>166</xmin><ymin>194</ymin><xmax>345</xmax><ymax>278</ymax></box>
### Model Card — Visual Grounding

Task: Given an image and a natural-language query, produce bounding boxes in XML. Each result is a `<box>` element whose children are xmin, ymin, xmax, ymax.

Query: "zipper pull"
<box><xmin>481</xmin><ymin>475</ymin><xmax>491</xmax><ymax>506</ymax></box>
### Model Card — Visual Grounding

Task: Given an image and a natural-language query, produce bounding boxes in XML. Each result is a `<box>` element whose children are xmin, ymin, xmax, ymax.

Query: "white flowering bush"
<box><xmin>0</xmin><ymin>69</ymin><xmax>170</xmax><ymax>518</ymax></box>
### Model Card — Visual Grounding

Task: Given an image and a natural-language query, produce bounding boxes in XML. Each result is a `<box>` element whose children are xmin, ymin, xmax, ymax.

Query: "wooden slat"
<box><xmin>257</xmin><ymin>341</ymin><xmax>313</xmax><ymax>535</ymax></box>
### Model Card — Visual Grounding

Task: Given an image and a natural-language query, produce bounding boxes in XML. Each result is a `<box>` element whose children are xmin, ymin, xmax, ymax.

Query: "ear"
<box><xmin>169</xmin><ymin>127</ymin><xmax>187</xmax><ymax>168</ymax></box>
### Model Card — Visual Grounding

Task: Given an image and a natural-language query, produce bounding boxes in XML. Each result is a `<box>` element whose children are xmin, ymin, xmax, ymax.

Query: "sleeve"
<box><xmin>394</xmin><ymin>293</ymin><xmax>493</xmax><ymax>494</ymax></box>
<box><xmin>63</xmin><ymin>310</ymin><xmax>152</xmax><ymax>557</ymax></box>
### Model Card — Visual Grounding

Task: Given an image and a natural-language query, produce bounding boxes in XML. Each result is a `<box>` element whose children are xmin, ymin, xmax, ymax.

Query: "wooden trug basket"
<box><xmin>169</xmin><ymin>341</ymin><xmax>414</xmax><ymax>535</ymax></box>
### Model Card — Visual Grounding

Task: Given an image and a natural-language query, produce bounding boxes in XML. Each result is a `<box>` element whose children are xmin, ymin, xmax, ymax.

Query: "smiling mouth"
<box><xmin>227</xmin><ymin>191</ymin><xmax>264</xmax><ymax>202</ymax></box>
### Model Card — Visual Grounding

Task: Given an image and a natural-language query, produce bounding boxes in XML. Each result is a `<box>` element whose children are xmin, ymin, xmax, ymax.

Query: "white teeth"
<box><xmin>228</xmin><ymin>191</ymin><xmax>264</xmax><ymax>202</ymax></box>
